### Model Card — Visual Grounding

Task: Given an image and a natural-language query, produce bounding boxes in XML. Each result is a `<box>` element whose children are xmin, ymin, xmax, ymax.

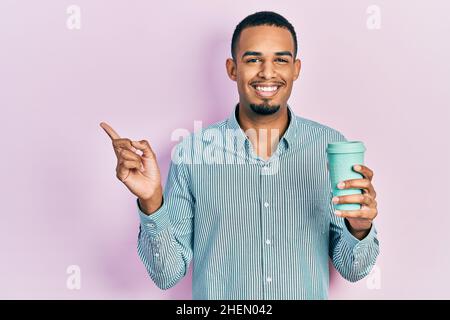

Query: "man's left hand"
<box><xmin>332</xmin><ymin>165</ymin><xmax>378</xmax><ymax>239</ymax></box>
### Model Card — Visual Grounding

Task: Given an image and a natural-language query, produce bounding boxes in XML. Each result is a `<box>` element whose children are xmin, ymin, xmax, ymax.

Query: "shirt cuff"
<box><xmin>137</xmin><ymin>198</ymin><xmax>171</xmax><ymax>237</ymax></box>
<box><xmin>341</xmin><ymin>220</ymin><xmax>378</xmax><ymax>253</ymax></box>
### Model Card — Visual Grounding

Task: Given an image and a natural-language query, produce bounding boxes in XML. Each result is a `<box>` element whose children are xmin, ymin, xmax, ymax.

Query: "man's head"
<box><xmin>226</xmin><ymin>11</ymin><xmax>301</xmax><ymax>116</ymax></box>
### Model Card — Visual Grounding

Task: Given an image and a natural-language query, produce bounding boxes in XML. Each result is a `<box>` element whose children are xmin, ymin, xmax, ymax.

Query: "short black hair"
<box><xmin>231</xmin><ymin>11</ymin><xmax>298</xmax><ymax>61</ymax></box>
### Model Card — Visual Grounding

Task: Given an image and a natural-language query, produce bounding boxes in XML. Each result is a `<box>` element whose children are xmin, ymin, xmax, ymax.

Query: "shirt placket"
<box><xmin>260</xmin><ymin>160</ymin><xmax>275</xmax><ymax>299</ymax></box>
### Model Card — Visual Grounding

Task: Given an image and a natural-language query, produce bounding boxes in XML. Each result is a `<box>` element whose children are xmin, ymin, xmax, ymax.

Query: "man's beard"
<box><xmin>249</xmin><ymin>102</ymin><xmax>281</xmax><ymax>115</ymax></box>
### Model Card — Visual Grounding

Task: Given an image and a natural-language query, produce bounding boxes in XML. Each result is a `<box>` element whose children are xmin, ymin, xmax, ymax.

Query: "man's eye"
<box><xmin>246</xmin><ymin>58</ymin><xmax>288</xmax><ymax>63</ymax></box>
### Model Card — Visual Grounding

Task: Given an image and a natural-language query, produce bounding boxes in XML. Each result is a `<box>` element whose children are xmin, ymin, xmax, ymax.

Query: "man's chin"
<box><xmin>249</xmin><ymin>103</ymin><xmax>281</xmax><ymax>115</ymax></box>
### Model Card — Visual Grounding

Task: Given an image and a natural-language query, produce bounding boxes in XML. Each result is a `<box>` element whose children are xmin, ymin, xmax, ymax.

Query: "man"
<box><xmin>100</xmin><ymin>11</ymin><xmax>379</xmax><ymax>299</ymax></box>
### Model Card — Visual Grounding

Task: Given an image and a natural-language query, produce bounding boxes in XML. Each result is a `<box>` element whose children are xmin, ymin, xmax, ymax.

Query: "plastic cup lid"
<box><xmin>326</xmin><ymin>141</ymin><xmax>366</xmax><ymax>153</ymax></box>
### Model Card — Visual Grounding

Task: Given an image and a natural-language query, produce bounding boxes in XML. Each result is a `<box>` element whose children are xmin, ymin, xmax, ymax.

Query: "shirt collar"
<box><xmin>226</xmin><ymin>103</ymin><xmax>298</xmax><ymax>150</ymax></box>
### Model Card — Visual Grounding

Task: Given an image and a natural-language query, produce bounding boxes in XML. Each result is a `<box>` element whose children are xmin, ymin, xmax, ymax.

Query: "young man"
<box><xmin>100</xmin><ymin>11</ymin><xmax>379</xmax><ymax>300</ymax></box>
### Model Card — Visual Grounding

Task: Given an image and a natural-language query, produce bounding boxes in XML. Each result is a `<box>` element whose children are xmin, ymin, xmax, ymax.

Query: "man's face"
<box><xmin>226</xmin><ymin>25</ymin><xmax>301</xmax><ymax>115</ymax></box>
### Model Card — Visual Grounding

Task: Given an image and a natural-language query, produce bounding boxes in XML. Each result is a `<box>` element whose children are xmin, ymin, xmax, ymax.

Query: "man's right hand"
<box><xmin>100</xmin><ymin>121</ymin><xmax>163</xmax><ymax>214</ymax></box>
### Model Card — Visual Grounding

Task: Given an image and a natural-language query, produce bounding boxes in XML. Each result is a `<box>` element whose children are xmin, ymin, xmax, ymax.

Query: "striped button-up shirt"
<box><xmin>137</xmin><ymin>104</ymin><xmax>379</xmax><ymax>300</ymax></box>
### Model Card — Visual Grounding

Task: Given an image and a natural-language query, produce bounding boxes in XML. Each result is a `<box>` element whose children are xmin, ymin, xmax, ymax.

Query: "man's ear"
<box><xmin>293</xmin><ymin>59</ymin><xmax>301</xmax><ymax>81</ymax></box>
<box><xmin>226</xmin><ymin>58</ymin><xmax>237</xmax><ymax>81</ymax></box>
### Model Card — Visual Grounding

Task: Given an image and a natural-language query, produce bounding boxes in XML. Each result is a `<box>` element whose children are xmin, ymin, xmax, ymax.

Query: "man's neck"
<box><xmin>236</xmin><ymin>103</ymin><xmax>290</xmax><ymax>160</ymax></box>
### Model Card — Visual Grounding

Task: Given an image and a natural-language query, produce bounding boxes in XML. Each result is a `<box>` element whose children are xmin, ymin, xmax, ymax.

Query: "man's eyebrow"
<box><xmin>241</xmin><ymin>51</ymin><xmax>293</xmax><ymax>59</ymax></box>
<box><xmin>242</xmin><ymin>51</ymin><xmax>262</xmax><ymax>58</ymax></box>
<box><xmin>275</xmin><ymin>51</ymin><xmax>293</xmax><ymax>57</ymax></box>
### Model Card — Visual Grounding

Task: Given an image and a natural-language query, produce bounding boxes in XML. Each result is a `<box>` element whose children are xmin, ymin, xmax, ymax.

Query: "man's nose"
<box><xmin>258</xmin><ymin>61</ymin><xmax>276</xmax><ymax>79</ymax></box>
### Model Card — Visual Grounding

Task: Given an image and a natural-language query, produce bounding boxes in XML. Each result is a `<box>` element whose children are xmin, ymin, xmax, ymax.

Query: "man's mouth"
<box><xmin>250</xmin><ymin>84</ymin><xmax>282</xmax><ymax>98</ymax></box>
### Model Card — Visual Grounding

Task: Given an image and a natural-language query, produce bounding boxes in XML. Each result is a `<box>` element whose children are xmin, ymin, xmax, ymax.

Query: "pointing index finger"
<box><xmin>100</xmin><ymin>122</ymin><xmax>121</xmax><ymax>140</ymax></box>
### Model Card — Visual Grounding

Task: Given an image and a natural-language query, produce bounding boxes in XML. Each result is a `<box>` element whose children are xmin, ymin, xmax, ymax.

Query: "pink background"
<box><xmin>1</xmin><ymin>0</ymin><xmax>449</xmax><ymax>299</ymax></box>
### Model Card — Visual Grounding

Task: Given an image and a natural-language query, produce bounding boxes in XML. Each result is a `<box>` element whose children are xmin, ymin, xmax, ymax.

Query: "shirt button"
<box><xmin>353</xmin><ymin>260</ymin><xmax>359</xmax><ymax>266</ymax></box>
<box><xmin>146</xmin><ymin>222</ymin><xmax>156</xmax><ymax>228</ymax></box>
<box><xmin>264</xmin><ymin>202</ymin><xmax>269</xmax><ymax>208</ymax></box>
<box><xmin>265</xmin><ymin>239</ymin><xmax>271</xmax><ymax>245</ymax></box>
<box><xmin>154</xmin><ymin>253</ymin><xmax>160</xmax><ymax>257</ymax></box>
<box><xmin>266</xmin><ymin>277</ymin><xmax>272</xmax><ymax>283</ymax></box>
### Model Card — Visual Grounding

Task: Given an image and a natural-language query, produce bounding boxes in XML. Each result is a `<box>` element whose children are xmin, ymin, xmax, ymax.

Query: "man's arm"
<box><xmin>345</xmin><ymin>218</ymin><xmax>370</xmax><ymax>240</ymax></box>
<box><xmin>137</xmin><ymin>142</ymin><xmax>195</xmax><ymax>290</ymax></box>
<box><xmin>328</xmin><ymin>200</ymin><xmax>379</xmax><ymax>282</ymax></box>
<box><xmin>138</xmin><ymin>185</ymin><xmax>163</xmax><ymax>215</ymax></box>
<box><xmin>326</xmin><ymin>131</ymin><xmax>379</xmax><ymax>281</ymax></box>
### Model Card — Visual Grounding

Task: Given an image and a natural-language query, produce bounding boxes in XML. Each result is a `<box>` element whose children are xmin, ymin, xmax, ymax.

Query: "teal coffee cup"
<box><xmin>326</xmin><ymin>141</ymin><xmax>366</xmax><ymax>211</ymax></box>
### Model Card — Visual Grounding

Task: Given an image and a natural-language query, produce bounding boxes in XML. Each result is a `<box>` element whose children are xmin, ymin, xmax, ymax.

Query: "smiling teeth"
<box><xmin>255</xmin><ymin>86</ymin><xmax>278</xmax><ymax>92</ymax></box>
